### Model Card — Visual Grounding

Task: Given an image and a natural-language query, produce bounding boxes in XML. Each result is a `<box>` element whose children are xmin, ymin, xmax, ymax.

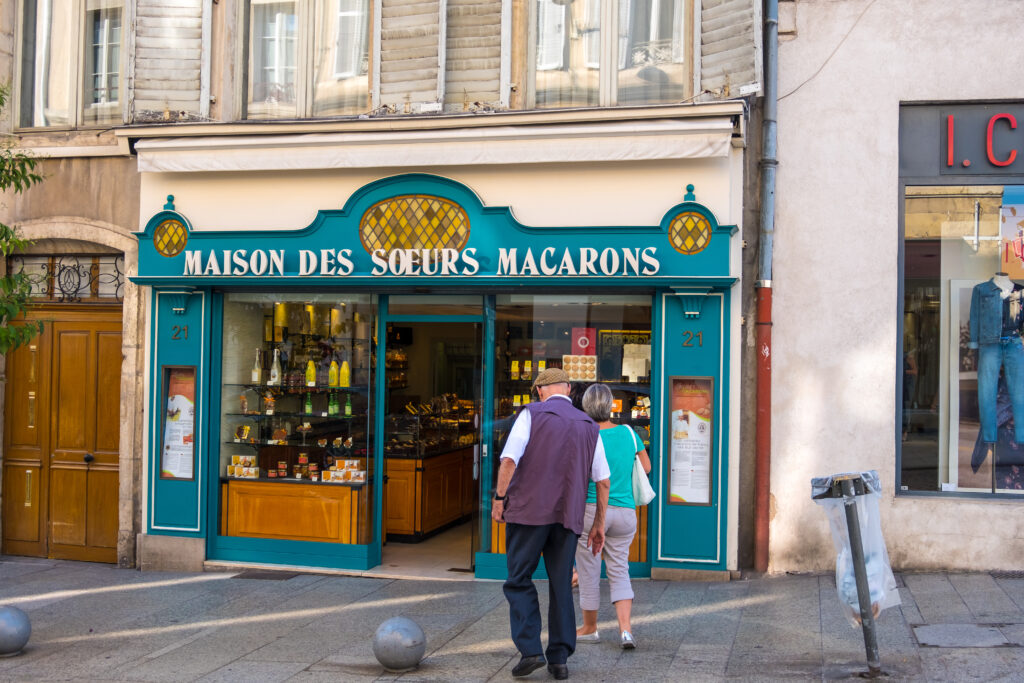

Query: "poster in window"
<box><xmin>1001</xmin><ymin>188</ymin><xmax>1024</xmax><ymax>280</ymax></box>
<box><xmin>160</xmin><ymin>366</ymin><xmax>196</xmax><ymax>480</ymax></box>
<box><xmin>667</xmin><ymin>376</ymin><xmax>713</xmax><ymax>505</ymax></box>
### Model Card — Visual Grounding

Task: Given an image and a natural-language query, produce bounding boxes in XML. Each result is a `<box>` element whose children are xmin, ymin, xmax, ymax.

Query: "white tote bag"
<box><xmin>629</xmin><ymin>427</ymin><xmax>655</xmax><ymax>505</ymax></box>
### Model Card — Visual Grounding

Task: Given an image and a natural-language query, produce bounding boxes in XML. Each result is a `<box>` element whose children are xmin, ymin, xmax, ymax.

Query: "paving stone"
<box><xmin>999</xmin><ymin>623</ymin><xmax>1024</xmax><ymax>646</ymax></box>
<box><xmin>195</xmin><ymin>660</ymin><xmax>310</xmax><ymax>683</ymax></box>
<box><xmin>903</xmin><ymin>573</ymin><xmax>975</xmax><ymax>624</ymax></box>
<box><xmin>913</xmin><ymin>623</ymin><xmax>1009</xmax><ymax>647</ymax></box>
<box><xmin>949</xmin><ymin>573</ymin><xmax>1024</xmax><ymax>623</ymax></box>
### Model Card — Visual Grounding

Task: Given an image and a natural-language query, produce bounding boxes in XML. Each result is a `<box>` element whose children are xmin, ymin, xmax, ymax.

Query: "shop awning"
<box><xmin>133</xmin><ymin>118</ymin><xmax>736</xmax><ymax>173</ymax></box>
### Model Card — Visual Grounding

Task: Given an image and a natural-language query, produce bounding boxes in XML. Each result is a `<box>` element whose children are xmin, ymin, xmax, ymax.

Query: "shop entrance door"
<box><xmin>380</xmin><ymin>303</ymin><xmax>485</xmax><ymax>576</ymax></box>
<box><xmin>2</xmin><ymin>307</ymin><xmax>122</xmax><ymax>563</ymax></box>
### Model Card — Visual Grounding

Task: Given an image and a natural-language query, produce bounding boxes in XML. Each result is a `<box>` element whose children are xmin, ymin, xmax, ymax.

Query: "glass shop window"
<box><xmin>489</xmin><ymin>293</ymin><xmax>653</xmax><ymax>499</ymax></box>
<box><xmin>901</xmin><ymin>185</ymin><xmax>1024</xmax><ymax>495</ymax></box>
<box><xmin>218</xmin><ymin>293</ymin><xmax>377</xmax><ymax>544</ymax></box>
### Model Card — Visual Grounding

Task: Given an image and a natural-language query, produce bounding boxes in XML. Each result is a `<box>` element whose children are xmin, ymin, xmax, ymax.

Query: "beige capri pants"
<box><xmin>574</xmin><ymin>502</ymin><xmax>637</xmax><ymax>611</ymax></box>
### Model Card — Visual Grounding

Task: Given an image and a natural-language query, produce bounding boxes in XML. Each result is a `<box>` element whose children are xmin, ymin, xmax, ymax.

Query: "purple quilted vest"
<box><xmin>504</xmin><ymin>396</ymin><xmax>599</xmax><ymax>535</ymax></box>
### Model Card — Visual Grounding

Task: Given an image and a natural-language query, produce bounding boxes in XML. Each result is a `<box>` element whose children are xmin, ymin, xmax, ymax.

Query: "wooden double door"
<box><xmin>2</xmin><ymin>306</ymin><xmax>122</xmax><ymax>563</ymax></box>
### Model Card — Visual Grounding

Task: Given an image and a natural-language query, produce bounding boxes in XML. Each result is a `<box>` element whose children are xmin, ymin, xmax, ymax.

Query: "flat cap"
<box><xmin>532</xmin><ymin>367</ymin><xmax>570</xmax><ymax>389</ymax></box>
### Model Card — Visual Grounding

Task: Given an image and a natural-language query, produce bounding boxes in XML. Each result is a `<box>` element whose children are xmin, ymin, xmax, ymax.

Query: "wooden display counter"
<box><xmin>385</xmin><ymin>447</ymin><xmax>475</xmax><ymax>540</ymax></box>
<box><xmin>221</xmin><ymin>479</ymin><xmax>371</xmax><ymax>544</ymax></box>
<box><xmin>490</xmin><ymin>505</ymin><xmax>648</xmax><ymax>563</ymax></box>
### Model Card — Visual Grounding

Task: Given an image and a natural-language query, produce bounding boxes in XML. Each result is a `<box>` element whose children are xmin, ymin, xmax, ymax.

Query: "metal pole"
<box><xmin>840</xmin><ymin>478</ymin><xmax>881</xmax><ymax>677</ymax></box>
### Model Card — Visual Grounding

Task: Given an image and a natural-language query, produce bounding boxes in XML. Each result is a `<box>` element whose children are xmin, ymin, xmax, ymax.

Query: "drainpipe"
<box><xmin>754</xmin><ymin>0</ymin><xmax>778</xmax><ymax>574</ymax></box>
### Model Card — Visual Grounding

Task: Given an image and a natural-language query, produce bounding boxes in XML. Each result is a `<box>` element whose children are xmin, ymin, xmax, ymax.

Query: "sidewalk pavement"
<box><xmin>1</xmin><ymin>556</ymin><xmax>1023</xmax><ymax>682</ymax></box>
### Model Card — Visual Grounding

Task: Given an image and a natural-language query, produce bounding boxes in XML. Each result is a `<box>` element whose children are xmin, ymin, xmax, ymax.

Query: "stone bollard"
<box><xmin>0</xmin><ymin>606</ymin><xmax>30</xmax><ymax>657</ymax></box>
<box><xmin>372</xmin><ymin>616</ymin><xmax>426</xmax><ymax>673</ymax></box>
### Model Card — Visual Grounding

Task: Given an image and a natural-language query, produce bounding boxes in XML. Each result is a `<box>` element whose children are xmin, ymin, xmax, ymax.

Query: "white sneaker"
<box><xmin>577</xmin><ymin>631</ymin><xmax>600</xmax><ymax>643</ymax></box>
<box><xmin>620</xmin><ymin>631</ymin><xmax>636</xmax><ymax>649</ymax></box>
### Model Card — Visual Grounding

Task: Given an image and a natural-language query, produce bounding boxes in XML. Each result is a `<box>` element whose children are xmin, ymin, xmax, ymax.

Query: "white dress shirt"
<box><xmin>500</xmin><ymin>394</ymin><xmax>611</xmax><ymax>482</ymax></box>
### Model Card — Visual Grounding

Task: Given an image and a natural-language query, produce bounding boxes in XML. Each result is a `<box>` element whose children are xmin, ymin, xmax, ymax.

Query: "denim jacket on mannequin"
<box><xmin>968</xmin><ymin>279</ymin><xmax>1024</xmax><ymax>348</ymax></box>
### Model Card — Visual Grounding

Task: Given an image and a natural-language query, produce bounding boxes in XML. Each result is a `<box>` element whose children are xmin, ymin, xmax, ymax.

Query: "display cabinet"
<box><xmin>218</xmin><ymin>295</ymin><xmax>377</xmax><ymax>545</ymax></box>
<box><xmin>384</xmin><ymin>394</ymin><xmax>479</xmax><ymax>540</ymax></box>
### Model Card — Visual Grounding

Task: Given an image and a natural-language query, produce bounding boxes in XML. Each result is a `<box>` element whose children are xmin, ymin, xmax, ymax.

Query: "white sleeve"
<box><xmin>591</xmin><ymin>436</ymin><xmax>610</xmax><ymax>482</ymax></box>
<box><xmin>499</xmin><ymin>409</ymin><xmax>532</xmax><ymax>466</ymax></box>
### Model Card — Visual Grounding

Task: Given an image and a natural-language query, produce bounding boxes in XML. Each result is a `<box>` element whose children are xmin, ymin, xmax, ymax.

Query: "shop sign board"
<box><xmin>134</xmin><ymin>175</ymin><xmax>737</xmax><ymax>286</ymax></box>
<box><xmin>900</xmin><ymin>102</ymin><xmax>1024</xmax><ymax>178</ymax></box>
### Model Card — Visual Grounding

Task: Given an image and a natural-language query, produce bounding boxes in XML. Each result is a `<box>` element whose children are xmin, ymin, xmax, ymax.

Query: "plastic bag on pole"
<box><xmin>811</xmin><ymin>470</ymin><xmax>901</xmax><ymax>628</ymax></box>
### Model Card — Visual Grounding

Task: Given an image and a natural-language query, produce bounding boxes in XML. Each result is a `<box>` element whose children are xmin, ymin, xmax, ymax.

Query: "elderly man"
<box><xmin>492</xmin><ymin>368</ymin><xmax>610</xmax><ymax>680</ymax></box>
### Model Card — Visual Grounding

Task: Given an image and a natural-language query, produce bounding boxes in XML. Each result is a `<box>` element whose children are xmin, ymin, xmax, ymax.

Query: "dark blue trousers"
<box><xmin>503</xmin><ymin>522</ymin><xmax>579</xmax><ymax>665</ymax></box>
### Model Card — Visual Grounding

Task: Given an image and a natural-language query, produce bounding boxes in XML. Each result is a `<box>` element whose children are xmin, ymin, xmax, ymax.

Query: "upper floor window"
<box><xmin>243</xmin><ymin>0</ymin><xmax>370</xmax><ymax>119</ymax></box>
<box><xmin>528</xmin><ymin>0</ymin><xmax>690</xmax><ymax>109</ymax></box>
<box><xmin>18</xmin><ymin>0</ymin><xmax>124</xmax><ymax>128</ymax></box>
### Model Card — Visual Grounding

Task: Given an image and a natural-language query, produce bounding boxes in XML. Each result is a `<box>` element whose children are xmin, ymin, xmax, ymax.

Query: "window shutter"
<box><xmin>379</xmin><ymin>0</ymin><xmax>442</xmax><ymax>109</ymax></box>
<box><xmin>133</xmin><ymin>0</ymin><xmax>204</xmax><ymax>121</ymax></box>
<box><xmin>443</xmin><ymin>0</ymin><xmax>502</xmax><ymax>110</ymax></box>
<box><xmin>699</xmin><ymin>0</ymin><xmax>760</xmax><ymax>96</ymax></box>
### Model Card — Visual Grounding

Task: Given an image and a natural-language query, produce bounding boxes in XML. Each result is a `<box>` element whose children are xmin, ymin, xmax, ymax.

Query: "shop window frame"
<box><xmin>897</xmin><ymin>175</ymin><xmax>1024</xmax><ymax>500</ymax></box>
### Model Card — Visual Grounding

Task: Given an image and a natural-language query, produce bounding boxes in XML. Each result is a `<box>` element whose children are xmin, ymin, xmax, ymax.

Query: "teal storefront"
<box><xmin>134</xmin><ymin>173</ymin><xmax>737</xmax><ymax>579</ymax></box>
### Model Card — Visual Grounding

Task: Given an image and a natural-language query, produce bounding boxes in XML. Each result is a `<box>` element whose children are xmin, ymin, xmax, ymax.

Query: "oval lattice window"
<box><xmin>153</xmin><ymin>218</ymin><xmax>188</xmax><ymax>257</ymax></box>
<box><xmin>668</xmin><ymin>211</ymin><xmax>712</xmax><ymax>255</ymax></box>
<box><xmin>360</xmin><ymin>195</ymin><xmax>470</xmax><ymax>253</ymax></box>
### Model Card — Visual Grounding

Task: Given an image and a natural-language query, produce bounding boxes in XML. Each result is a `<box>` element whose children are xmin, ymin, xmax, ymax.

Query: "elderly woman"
<box><xmin>575</xmin><ymin>383</ymin><xmax>652</xmax><ymax>649</ymax></box>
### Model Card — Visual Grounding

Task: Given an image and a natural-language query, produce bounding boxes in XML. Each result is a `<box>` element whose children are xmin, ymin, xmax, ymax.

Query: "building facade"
<box><xmin>1</xmin><ymin>1</ymin><xmax>763</xmax><ymax>578</ymax></box>
<box><xmin>773</xmin><ymin>0</ymin><xmax>1024</xmax><ymax>571</ymax></box>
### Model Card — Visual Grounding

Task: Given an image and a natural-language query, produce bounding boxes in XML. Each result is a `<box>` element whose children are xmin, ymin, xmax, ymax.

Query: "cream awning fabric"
<box><xmin>133</xmin><ymin>118</ymin><xmax>736</xmax><ymax>173</ymax></box>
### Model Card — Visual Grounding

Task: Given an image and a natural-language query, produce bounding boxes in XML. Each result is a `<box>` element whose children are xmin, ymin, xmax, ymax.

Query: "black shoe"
<box><xmin>512</xmin><ymin>655</ymin><xmax>546</xmax><ymax>678</ymax></box>
<box><xmin>547</xmin><ymin>663</ymin><xmax>568</xmax><ymax>680</ymax></box>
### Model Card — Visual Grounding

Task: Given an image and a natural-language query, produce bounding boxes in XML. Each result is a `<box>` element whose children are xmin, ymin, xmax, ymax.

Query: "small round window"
<box><xmin>668</xmin><ymin>211</ymin><xmax>712</xmax><ymax>255</ymax></box>
<box><xmin>153</xmin><ymin>219</ymin><xmax>188</xmax><ymax>257</ymax></box>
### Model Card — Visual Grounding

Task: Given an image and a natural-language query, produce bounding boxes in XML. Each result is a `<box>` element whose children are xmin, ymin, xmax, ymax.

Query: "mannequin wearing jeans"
<box><xmin>969</xmin><ymin>275</ymin><xmax>1024</xmax><ymax>443</ymax></box>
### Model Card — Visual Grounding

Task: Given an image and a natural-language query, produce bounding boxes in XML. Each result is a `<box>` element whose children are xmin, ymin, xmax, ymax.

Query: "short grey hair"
<box><xmin>582</xmin><ymin>383</ymin><xmax>613</xmax><ymax>421</ymax></box>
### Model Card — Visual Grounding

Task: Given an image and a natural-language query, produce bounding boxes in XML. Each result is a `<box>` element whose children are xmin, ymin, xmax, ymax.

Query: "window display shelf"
<box><xmin>220</xmin><ymin>475</ymin><xmax>369</xmax><ymax>487</ymax></box>
<box><xmin>224</xmin><ymin>383</ymin><xmax>367</xmax><ymax>394</ymax></box>
<box><xmin>224</xmin><ymin>412</ymin><xmax>367</xmax><ymax>420</ymax></box>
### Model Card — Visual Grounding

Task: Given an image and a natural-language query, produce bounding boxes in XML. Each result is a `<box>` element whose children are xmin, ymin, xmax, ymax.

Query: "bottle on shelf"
<box><xmin>251</xmin><ymin>349</ymin><xmax>262</xmax><ymax>384</ymax></box>
<box><xmin>328</xmin><ymin>359</ymin><xmax>339</xmax><ymax>387</ymax></box>
<box><xmin>304</xmin><ymin>391</ymin><xmax>313</xmax><ymax>415</ymax></box>
<box><xmin>305</xmin><ymin>360</ymin><xmax>317</xmax><ymax>387</ymax></box>
<box><xmin>339</xmin><ymin>360</ymin><xmax>351</xmax><ymax>388</ymax></box>
<box><xmin>269</xmin><ymin>348</ymin><xmax>282</xmax><ymax>386</ymax></box>
<box><xmin>344</xmin><ymin>394</ymin><xmax>352</xmax><ymax>416</ymax></box>
<box><xmin>328</xmin><ymin>392</ymin><xmax>338</xmax><ymax>416</ymax></box>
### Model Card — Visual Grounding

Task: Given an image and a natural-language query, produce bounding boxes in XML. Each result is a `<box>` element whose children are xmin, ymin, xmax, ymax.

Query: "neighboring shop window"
<box><xmin>490</xmin><ymin>294</ymin><xmax>653</xmax><ymax>513</ymax></box>
<box><xmin>18</xmin><ymin>0</ymin><xmax>125</xmax><ymax>128</ymax></box>
<box><xmin>7</xmin><ymin>254</ymin><xmax>124</xmax><ymax>302</ymax></box>
<box><xmin>219</xmin><ymin>294</ymin><xmax>377</xmax><ymax>544</ymax></box>
<box><xmin>902</xmin><ymin>185</ymin><xmax>1024</xmax><ymax>495</ymax></box>
<box><xmin>243</xmin><ymin>0</ymin><xmax>370</xmax><ymax>119</ymax></box>
<box><xmin>528</xmin><ymin>0</ymin><xmax>690</xmax><ymax>109</ymax></box>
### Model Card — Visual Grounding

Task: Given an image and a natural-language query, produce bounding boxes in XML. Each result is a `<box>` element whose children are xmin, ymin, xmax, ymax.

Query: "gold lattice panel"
<box><xmin>360</xmin><ymin>195</ymin><xmax>470</xmax><ymax>253</ymax></box>
<box><xmin>153</xmin><ymin>219</ymin><xmax>188</xmax><ymax>257</ymax></box>
<box><xmin>668</xmin><ymin>211</ymin><xmax>712</xmax><ymax>255</ymax></box>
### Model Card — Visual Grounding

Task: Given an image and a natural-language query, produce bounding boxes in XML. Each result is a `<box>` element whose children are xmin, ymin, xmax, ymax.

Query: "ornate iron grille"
<box><xmin>359</xmin><ymin>195</ymin><xmax>470</xmax><ymax>253</ymax></box>
<box><xmin>7</xmin><ymin>254</ymin><xmax>125</xmax><ymax>303</ymax></box>
<box><xmin>668</xmin><ymin>211</ymin><xmax>712</xmax><ymax>255</ymax></box>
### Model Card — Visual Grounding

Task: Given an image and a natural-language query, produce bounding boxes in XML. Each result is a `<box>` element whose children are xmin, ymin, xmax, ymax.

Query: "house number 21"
<box><xmin>171</xmin><ymin>325</ymin><xmax>188</xmax><ymax>340</ymax></box>
<box><xmin>681</xmin><ymin>331</ymin><xmax>703</xmax><ymax>347</ymax></box>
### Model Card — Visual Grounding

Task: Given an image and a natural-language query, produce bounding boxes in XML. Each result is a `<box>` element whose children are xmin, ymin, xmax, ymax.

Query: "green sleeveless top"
<box><xmin>586</xmin><ymin>424</ymin><xmax>639</xmax><ymax>509</ymax></box>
